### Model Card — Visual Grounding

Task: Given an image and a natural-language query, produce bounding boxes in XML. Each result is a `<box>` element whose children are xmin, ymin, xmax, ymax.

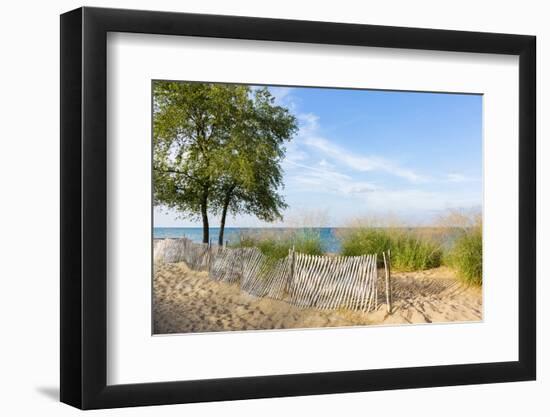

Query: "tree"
<box><xmin>153</xmin><ymin>82</ymin><xmax>248</xmax><ymax>243</ymax></box>
<box><xmin>153</xmin><ymin>82</ymin><xmax>297</xmax><ymax>245</ymax></box>
<box><xmin>210</xmin><ymin>87</ymin><xmax>297</xmax><ymax>245</ymax></box>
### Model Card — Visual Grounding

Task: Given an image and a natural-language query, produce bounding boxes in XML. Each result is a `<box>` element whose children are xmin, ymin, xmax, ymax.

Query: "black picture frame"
<box><xmin>60</xmin><ymin>6</ymin><xmax>536</xmax><ymax>410</ymax></box>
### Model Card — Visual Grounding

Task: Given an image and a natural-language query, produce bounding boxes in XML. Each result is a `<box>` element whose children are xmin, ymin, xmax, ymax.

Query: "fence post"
<box><xmin>290</xmin><ymin>246</ymin><xmax>295</xmax><ymax>280</ymax></box>
<box><xmin>288</xmin><ymin>246</ymin><xmax>295</xmax><ymax>295</ymax></box>
<box><xmin>383</xmin><ymin>250</ymin><xmax>392</xmax><ymax>314</ymax></box>
<box><xmin>208</xmin><ymin>241</ymin><xmax>212</xmax><ymax>272</ymax></box>
<box><xmin>241</xmin><ymin>248</ymin><xmax>245</xmax><ymax>279</ymax></box>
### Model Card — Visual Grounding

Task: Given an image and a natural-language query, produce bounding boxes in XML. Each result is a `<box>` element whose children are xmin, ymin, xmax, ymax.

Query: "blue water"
<box><xmin>154</xmin><ymin>227</ymin><xmax>343</xmax><ymax>253</ymax></box>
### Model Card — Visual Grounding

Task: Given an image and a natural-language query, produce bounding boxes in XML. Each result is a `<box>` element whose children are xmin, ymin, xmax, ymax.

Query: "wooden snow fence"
<box><xmin>289</xmin><ymin>252</ymin><xmax>379</xmax><ymax>312</ymax></box>
<box><xmin>153</xmin><ymin>238</ymin><xmax>185</xmax><ymax>264</ymax></box>
<box><xmin>154</xmin><ymin>238</ymin><xmax>392</xmax><ymax>314</ymax></box>
<box><xmin>239</xmin><ymin>249</ymin><xmax>290</xmax><ymax>300</ymax></box>
<box><xmin>209</xmin><ymin>247</ymin><xmax>290</xmax><ymax>300</ymax></box>
<box><xmin>208</xmin><ymin>246</ymin><xmax>243</xmax><ymax>284</ymax></box>
<box><xmin>154</xmin><ymin>238</ymin><xmax>210</xmax><ymax>270</ymax></box>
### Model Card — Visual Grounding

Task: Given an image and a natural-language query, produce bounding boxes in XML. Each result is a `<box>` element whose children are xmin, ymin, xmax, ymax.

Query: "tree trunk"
<box><xmin>218</xmin><ymin>187</ymin><xmax>235</xmax><ymax>246</ymax></box>
<box><xmin>201</xmin><ymin>191</ymin><xmax>209</xmax><ymax>244</ymax></box>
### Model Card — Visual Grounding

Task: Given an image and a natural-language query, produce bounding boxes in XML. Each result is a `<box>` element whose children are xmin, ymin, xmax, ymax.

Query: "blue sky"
<box><xmin>154</xmin><ymin>85</ymin><xmax>482</xmax><ymax>227</ymax></box>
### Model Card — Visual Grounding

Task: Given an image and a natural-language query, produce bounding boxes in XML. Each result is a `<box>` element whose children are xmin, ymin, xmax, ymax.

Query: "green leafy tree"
<box><xmin>153</xmin><ymin>82</ymin><xmax>247</xmax><ymax>243</ymax></box>
<box><xmin>153</xmin><ymin>82</ymin><xmax>296</xmax><ymax>244</ymax></box>
<box><xmin>211</xmin><ymin>87</ymin><xmax>297</xmax><ymax>246</ymax></box>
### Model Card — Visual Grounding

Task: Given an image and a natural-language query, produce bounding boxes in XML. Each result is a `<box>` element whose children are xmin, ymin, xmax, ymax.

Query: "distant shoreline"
<box><xmin>153</xmin><ymin>226</ymin><xmax>464</xmax><ymax>254</ymax></box>
<box><xmin>154</xmin><ymin>226</ymin><xmax>344</xmax><ymax>252</ymax></box>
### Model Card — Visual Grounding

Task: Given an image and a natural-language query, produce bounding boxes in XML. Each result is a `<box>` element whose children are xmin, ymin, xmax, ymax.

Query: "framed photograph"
<box><xmin>60</xmin><ymin>6</ymin><xmax>536</xmax><ymax>409</ymax></box>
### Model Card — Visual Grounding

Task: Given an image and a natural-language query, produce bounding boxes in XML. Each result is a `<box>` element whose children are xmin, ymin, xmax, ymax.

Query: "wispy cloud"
<box><xmin>302</xmin><ymin>136</ymin><xmax>428</xmax><ymax>183</ymax></box>
<box><xmin>269</xmin><ymin>86</ymin><xmax>293</xmax><ymax>105</ymax></box>
<box><xmin>292</xmin><ymin>111</ymin><xmax>429</xmax><ymax>183</ymax></box>
<box><xmin>445</xmin><ymin>173</ymin><xmax>478</xmax><ymax>183</ymax></box>
<box><xmin>359</xmin><ymin>188</ymin><xmax>480</xmax><ymax>213</ymax></box>
<box><xmin>297</xmin><ymin>112</ymin><xmax>320</xmax><ymax>132</ymax></box>
<box><xmin>285</xmin><ymin>160</ymin><xmax>379</xmax><ymax>195</ymax></box>
<box><xmin>294</xmin><ymin>113</ymin><xmax>476</xmax><ymax>185</ymax></box>
<box><xmin>284</xmin><ymin>160</ymin><xmax>479</xmax><ymax>213</ymax></box>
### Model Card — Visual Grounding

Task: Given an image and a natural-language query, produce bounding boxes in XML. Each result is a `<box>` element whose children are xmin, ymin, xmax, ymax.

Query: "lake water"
<box><xmin>154</xmin><ymin>227</ymin><xmax>343</xmax><ymax>253</ymax></box>
<box><xmin>154</xmin><ymin>226</ymin><xmax>460</xmax><ymax>254</ymax></box>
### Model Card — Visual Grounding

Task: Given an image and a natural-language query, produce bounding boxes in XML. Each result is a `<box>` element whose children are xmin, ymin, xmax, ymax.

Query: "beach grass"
<box><xmin>339</xmin><ymin>227</ymin><xmax>442</xmax><ymax>271</ymax></box>
<box><xmin>233</xmin><ymin>228</ymin><xmax>324</xmax><ymax>260</ymax></box>
<box><xmin>232</xmin><ymin>210</ymin><xmax>481</xmax><ymax>281</ymax></box>
<box><xmin>444</xmin><ymin>224</ymin><xmax>482</xmax><ymax>285</ymax></box>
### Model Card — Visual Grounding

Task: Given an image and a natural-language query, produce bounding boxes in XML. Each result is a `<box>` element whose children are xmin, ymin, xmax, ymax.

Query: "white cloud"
<box><xmin>360</xmin><ymin>188</ymin><xmax>480</xmax><ymax>213</ymax></box>
<box><xmin>297</xmin><ymin>112</ymin><xmax>320</xmax><ymax>132</ymax></box>
<box><xmin>302</xmin><ymin>135</ymin><xmax>428</xmax><ymax>183</ymax></box>
<box><xmin>293</xmin><ymin>112</ymin><xmax>427</xmax><ymax>183</ymax></box>
<box><xmin>318</xmin><ymin>159</ymin><xmax>334</xmax><ymax>169</ymax></box>
<box><xmin>285</xmin><ymin>160</ymin><xmax>479</xmax><ymax>214</ymax></box>
<box><xmin>445</xmin><ymin>173</ymin><xmax>478</xmax><ymax>183</ymax></box>
<box><xmin>267</xmin><ymin>86</ymin><xmax>300</xmax><ymax>111</ymax></box>
<box><xmin>285</xmin><ymin>160</ymin><xmax>379</xmax><ymax>196</ymax></box>
<box><xmin>283</xmin><ymin>141</ymin><xmax>308</xmax><ymax>164</ymax></box>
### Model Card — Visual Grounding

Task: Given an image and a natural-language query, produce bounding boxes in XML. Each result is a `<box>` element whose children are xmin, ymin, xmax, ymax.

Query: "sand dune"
<box><xmin>153</xmin><ymin>262</ymin><xmax>482</xmax><ymax>334</ymax></box>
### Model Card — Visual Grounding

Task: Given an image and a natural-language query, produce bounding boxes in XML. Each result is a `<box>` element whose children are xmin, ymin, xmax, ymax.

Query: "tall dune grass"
<box><xmin>440</xmin><ymin>211</ymin><xmax>483</xmax><ymax>285</ymax></box>
<box><xmin>233</xmin><ymin>228</ymin><xmax>323</xmax><ymax>260</ymax></box>
<box><xmin>339</xmin><ymin>226</ymin><xmax>442</xmax><ymax>271</ymax></box>
<box><xmin>232</xmin><ymin>210</ymin><xmax>482</xmax><ymax>282</ymax></box>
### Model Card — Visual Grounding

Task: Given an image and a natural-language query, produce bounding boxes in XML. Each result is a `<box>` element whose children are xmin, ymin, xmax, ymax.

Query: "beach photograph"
<box><xmin>152</xmin><ymin>81</ymin><xmax>483</xmax><ymax>335</ymax></box>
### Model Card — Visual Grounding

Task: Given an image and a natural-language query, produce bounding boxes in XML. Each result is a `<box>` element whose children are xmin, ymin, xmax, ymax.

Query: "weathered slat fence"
<box><xmin>154</xmin><ymin>238</ymin><xmax>211</xmax><ymax>270</ymax></box>
<box><xmin>154</xmin><ymin>238</ymin><xmax>392</xmax><ymax>314</ymax></box>
<box><xmin>289</xmin><ymin>253</ymin><xmax>377</xmax><ymax>311</ymax></box>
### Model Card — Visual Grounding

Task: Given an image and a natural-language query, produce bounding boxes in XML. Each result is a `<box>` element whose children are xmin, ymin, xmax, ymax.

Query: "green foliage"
<box><xmin>153</xmin><ymin>82</ymin><xmax>249</xmax><ymax>243</ymax></box>
<box><xmin>339</xmin><ymin>228</ymin><xmax>442</xmax><ymax>271</ymax></box>
<box><xmin>445</xmin><ymin>225</ymin><xmax>482</xmax><ymax>285</ymax></box>
<box><xmin>153</xmin><ymin>81</ymin><xmax>297</xmax><ymax>244</ymax></box>
<box><xmin>232</xmin><ymin>229</ymin><xmax>323</xmax><ymax>260</ymax></box>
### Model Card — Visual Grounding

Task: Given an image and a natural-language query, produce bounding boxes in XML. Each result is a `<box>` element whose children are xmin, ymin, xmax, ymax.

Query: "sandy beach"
<box><xmin>153</xmin><ymin>261</ymin><xmax>482</xmax><ymax>334</ymax></box>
